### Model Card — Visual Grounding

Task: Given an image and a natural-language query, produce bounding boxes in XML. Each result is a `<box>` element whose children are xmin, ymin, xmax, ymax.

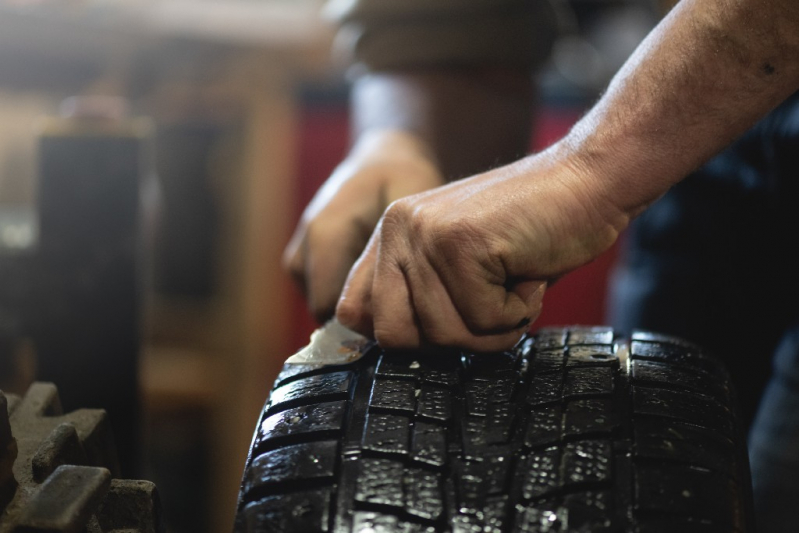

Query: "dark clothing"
<box><xmin>609</xmin><ymin>92</ymin><xmax>799</xmax><ymax>532</ymax></box>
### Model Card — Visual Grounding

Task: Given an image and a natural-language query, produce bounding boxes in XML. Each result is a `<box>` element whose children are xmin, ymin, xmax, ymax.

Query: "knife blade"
<box><xmin>285</xmin><ymin>318</ymin><xmax>375</xmax><ymax>365</ymax></box>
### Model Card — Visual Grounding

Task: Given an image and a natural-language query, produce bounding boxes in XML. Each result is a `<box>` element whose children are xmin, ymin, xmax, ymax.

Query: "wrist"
<box><xmin>554</xmin><ymin>120</ymin><xmax>672</xmax><ymax>229</ymax></box>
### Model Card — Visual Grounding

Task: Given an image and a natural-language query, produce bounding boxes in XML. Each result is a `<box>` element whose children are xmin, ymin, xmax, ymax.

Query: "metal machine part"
<box><xmin>0</xmin><ymin>383</ymin><xmax>164</xmax><ymax>533</ymax></box>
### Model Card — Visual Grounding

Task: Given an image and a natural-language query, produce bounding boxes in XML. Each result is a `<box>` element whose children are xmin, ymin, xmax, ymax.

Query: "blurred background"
<box><xmin>0</xmin><ymin>0</ymin><xmax>662</xmax><ymax>531</ymax></box>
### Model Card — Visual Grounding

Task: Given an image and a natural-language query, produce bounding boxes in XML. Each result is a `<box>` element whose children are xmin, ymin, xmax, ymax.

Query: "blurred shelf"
<box><xmin>140</xmin><ymin>345</ymin><xmax>219</xmax><ymax>411</ymax></box>
<box><xmin>0</xmin><ymin>1</ymin><xmax>335</xmax><ymax>91</ymax></box>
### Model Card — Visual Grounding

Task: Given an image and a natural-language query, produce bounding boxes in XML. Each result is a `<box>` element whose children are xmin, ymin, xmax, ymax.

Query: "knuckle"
<box><xmin>383</xmin><ymin>198</ymin><xmax>413</xmax><ymax>224</ymax></box>
<box><xmin>382</xmin><ymin>198</ymin><xmax>426</xmax><ymax>239</ymax></box>
<box><xmin>462</xmin><ymin>305</ymin><xmax>505</xmax><ymax>333</ymax></box>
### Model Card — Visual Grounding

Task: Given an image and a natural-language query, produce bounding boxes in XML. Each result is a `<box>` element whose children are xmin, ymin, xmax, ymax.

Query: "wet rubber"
<box><xmin>235</xmin><ymin>327</ymin><xmax>754</xmax><ymax>532</ymax></box>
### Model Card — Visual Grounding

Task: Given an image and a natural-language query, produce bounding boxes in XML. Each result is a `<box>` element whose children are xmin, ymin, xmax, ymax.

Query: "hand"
<box><xmin>335</xmin><ymin>144</ymin><xmax>630</xmax><ymax>352</ymax></box>
<box><xmin>284</xmin><ymin>129</ymin><xmax>445</xmax><ymax>322</ymax></box>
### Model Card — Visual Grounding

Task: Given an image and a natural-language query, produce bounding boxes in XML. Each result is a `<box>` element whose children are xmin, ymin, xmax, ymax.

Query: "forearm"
<box><xmin>558</xmin><ymin>0</ymin><xmax>799</xmax><ymax>219</ymax></box>
<box><xmin>351</xmin><ymin>69</ymin><xmax>535</xmax><ymax>180</ymax></box>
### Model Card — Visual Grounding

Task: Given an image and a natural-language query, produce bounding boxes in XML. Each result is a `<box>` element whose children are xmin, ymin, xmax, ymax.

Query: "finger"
<box><xmin>404</xmin><ymin>260</ymin><xmax>530</xmax><ymax>353</ymax></box>
<box><xmin>370</xmin><ymin>251</ymin><xmax>422</xmax><ymax>350</ymax></box>
<box><xmin>509</xmin><ymin>279</ymin><xmax>547</xmax><ymax>320</ymax></box>
<box><xmin>337</xmin><ymin>233</ymin><xmax>379</xmax><ymax>338</ymax></box>
<box><xmin>429</xmin><ymin>253</ymin><xmax>534</xmax><ymax>336</ymax></box>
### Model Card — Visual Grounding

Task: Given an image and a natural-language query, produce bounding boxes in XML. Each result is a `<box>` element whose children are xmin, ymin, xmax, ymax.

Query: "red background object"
<box><xmin>286</xmin><ymin>105</ymin><xmax>621</xmax><ymax>351</ymax></box>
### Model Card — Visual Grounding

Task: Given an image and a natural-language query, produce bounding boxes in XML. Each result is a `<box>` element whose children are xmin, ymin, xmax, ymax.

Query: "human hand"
<box><xmin>335</xmin><ymin>144</ymin><xmax>630</xmax><ymax>352</ymax></box>
<box><xmin>284</xmin><ymin>129</ymin><xmax>445</xmax><ymax>322</ymax></box>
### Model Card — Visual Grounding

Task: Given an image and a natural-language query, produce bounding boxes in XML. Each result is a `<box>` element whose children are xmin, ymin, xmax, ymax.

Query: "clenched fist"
<box><xmin>336</xmin><ymin>144</ymin><xmax>630</xmax><ymax>352</ymax></box>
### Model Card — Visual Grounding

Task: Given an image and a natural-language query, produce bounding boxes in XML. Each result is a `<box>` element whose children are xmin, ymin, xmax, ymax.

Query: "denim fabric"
<box><xmin>749</xmin><ymin>324</ymin><xmax>799</xmax><ymax>532</ymax></box>
<box><xmin>608</xmin><ymin>92</ymin><xmax>799</xmax><ymax>531</ymax></box>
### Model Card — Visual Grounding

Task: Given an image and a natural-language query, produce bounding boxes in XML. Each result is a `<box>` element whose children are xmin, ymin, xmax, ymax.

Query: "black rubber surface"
<box><xmin>235</xmin><ymin>327</ymin><xmax>754</xmax><ymax>532</ymax></box>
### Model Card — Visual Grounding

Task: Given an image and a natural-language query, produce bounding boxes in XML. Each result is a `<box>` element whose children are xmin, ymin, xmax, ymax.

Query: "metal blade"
<box><xmin>285</xmin><ymin>318</ymin><xmax>375</xmax><ymax>365</ymax></box>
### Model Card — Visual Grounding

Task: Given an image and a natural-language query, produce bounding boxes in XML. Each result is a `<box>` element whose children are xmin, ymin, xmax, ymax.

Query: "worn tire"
<box><xmin>235</xmin><ymin>327</ymin><xmax>754</xmax><ymax>532</ymax></box>
<box><xmin>0</xmin><ymin>382</ymin><xmax>163</xmax><ymax>533</ymax></box>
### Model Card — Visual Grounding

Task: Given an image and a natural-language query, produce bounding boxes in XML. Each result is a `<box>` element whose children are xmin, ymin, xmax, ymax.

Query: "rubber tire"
<box><xmin>235</xmin><ymin>327</ymin><xmax>754</xmax><ymax>532</ymax></box>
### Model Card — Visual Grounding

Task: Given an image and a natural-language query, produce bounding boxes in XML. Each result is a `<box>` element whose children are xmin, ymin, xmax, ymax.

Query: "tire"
<box><xmin>0</xmin><ymin>382</ymin><xmax>164</xmax><ymax>533</ymax></box>
<box><xmin>235</xmin><ymin>327</ymin><xmax>754</xmax><ymax>532</ymax></box>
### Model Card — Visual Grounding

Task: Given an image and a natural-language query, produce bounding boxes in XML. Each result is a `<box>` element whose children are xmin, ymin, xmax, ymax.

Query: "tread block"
<box><xmin>462</xmin><ymin>405</ymin><xmax>516</xmax><ymax>452</ymax></box>
<box><xmin>564</xmin><ymin>399</ymin><xmax>619</xmax><ymax>436</ymax></box>
<box><xmin>488</xmin><ymin>371</ymin><xmax>519</xmax><ymax>404</ymax></box>
<box><xmin>453</xmin><ymin>461</ymin><xmax>488</xmax><ymax>517</ymax></box>
<box><xmin>513</xmin><ymin>500</ymin><xmax>564</xmax><ymax>533</ymax></box>
<box><xmin>524</xmin><ymin>405</ymin><xmax>562</xmax><ymax>449</ymax></box>
<box><xmin>362</xmin><ymin>413</ymin><xmax>410</xmax><ymax>455</ymax></box>
<box><xmin>420</xmin><ymin>367</ymin><xmax>459</xmax><ymax>388</ymax></box>
<box><xmin>484</xmin><ymin>403</ymin><xmax>517</xmax><ymax>445</ymax></box>
<box><xmin>567</xmin><ymin>345</ymin><xmax>616</xmax><ymax>366</ymax></box>
<box><xmin>376</xmin><ymin>354</ymin><xmax>420</xmax><ymax>379</ymax></box>
<box><xmin>416</xmin><ymin>386</ymin><xmax>452</xmax><ymax>422</ymax></box>
<box><xmin>634</xmin><ymin>420</ymin><xmax>735</xmax><ymax>477</ymax></box>
<box><xmin>482</xmin><ymin>455</ymin><xmax>512</xmax><ymax>496</ymax></box>
<box><xmin>404</xmin><ymin>467</ymin><xmax>444</xmax><ymax>520</ymax></box>
<box><xmin>352</xmin><ymin>512</ymin><xmax>434</xmax><ymax>533</ymax></box>
<box><xmin>454</xmin><ymin>455</ymin><xmax>512</xmax><ymax>510</ymax></box>
<box><xmin>268</xmin><ymin>371</ymin><xmax>353</xmax><ymax>411</ymax></box>
<box><xmin>562</xmin><ymin>491</ymin><xmax>613</xmax><ymax>531</ymax></box>
<box><xmin>568</xmin><ymin>327</ymin><xmax>614</xmax><ymax>346</ymax></box>
<box><xmin>243</xmin><ymin>441</ymin><xmax>337</xmax><ymax>494</ymax></box>
<box><xmin>241</xmin><ymin>488</ymin><xmax>332</xmax><ymax>533</ymax></box>
<box><xmin>534</xmin><ymin>329</ymin><xmax>568</xmax><ymax>349</ymax></box>
<box><xmin>564</xmin><ymin>367</ymin><xmax>614</xmax><ymax>397</ymax></box>
<box><xmin>273</xmin><ymin>364</ymin><xmax>327</xmax><ymax>388</ymax></box>
<box><xmin>355</xmin><ymin>458</ymin><xmax>404</xmax><ymax>507</ymax></box>
<box><xmin>635</xmin><ymin>463</ymin><xmax>738</xmax><ymax>526</ymax></box>
<box><xmin>451</xmin><ymin>495</ymin><xmax>508</xmax><ymax>533</ymax></box>
<box><xmin>411</xmin><ymin>422</ymin><xmax>446</xmax><ymax>467</ymax></box>
<box><xmin>530</xmin><ymin>349</ymin><xmax>565</xmax><ymax>375</ymax></box>
<box><xmin>257</xmin><ymin>401</ymin><xmax>346</xmax><ymax>447</ymax></box>
<box><xmin>483</xmin><ymin>495</ymin><xmax>510</xmax><ymax>533</ymax></box>
<box><xmin>521</xmin><ymin>447</ymin><xmax>560</xmax><ymax>500</ymax></box>
<box><xmin>470</xmin><ymin>353</ymin><xmax>519</xmax><ymax>376</ymax></box>
<box><xmin>526</xmin><ymin>374</ymin><xmax>562</xmax><ymax>406</ymax></box>
<box><xmin>371</xmin><ymin>380</ymin><xmax>416</xmax><ymax>414</ymax></box>
<box><xmin>462</xmin><ymin>418</ymin><xmax>488</xmax><ymax>455</ymax></box>
<box><xmin>454</xmin><ymin>463</ymin><xmax>482</xmax><ymax>514</ymax></box>
<box><xmin>631</xmin><ymin>340</ymin><xmax>721</xmax><ymax>377</ymax></box>
<box><xmin>633</xmin><ymin>387</ymin><xmax>732</xmax><ymax>436</ymax></box>
<box><xmin>632</xmin><ymin>360</ymin><xmax>728</xmax><ymax>400</ymax></box>
<box><xmin>465</xmin><ymin>381</ymin><xmax>493</xmax><ymax>417</ymax></box>
<box><xmin>631</xmin><ymin>331</ymin><xmax>700</xmax><ymax>350</ymax></box>
<box><xmin>355</xmin><ymin>460</ymin><xmax>443</xmax><ymax>519</ymax></box>
<box><xmin>562</xmin><ymin>440</ymin><xmax>612</xmax><ymax>486</ymax></box>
